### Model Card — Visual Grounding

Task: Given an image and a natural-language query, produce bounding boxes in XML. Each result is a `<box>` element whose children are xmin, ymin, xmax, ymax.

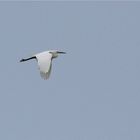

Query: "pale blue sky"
<box><xmin>0</xmin><ymin>2</ymin><xmax>140</xmax><ymax>140</ymax></box>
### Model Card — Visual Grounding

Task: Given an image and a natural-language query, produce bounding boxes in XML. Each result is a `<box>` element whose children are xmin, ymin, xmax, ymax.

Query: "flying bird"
<box><xmin>20</xmin><ymin>50</ymin><xmax>66</xmax><ymax>80</ymax></box>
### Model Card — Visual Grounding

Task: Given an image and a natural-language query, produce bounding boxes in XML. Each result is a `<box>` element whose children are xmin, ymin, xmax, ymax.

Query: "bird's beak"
<box><xmin>57</xmin><ymin>51</ymin><xmax>66</xmax><ymax>54</ymax></box>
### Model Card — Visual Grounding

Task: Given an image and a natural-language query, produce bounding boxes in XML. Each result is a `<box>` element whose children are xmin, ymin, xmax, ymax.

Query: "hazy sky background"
<box><xmin>0</xmin><ymin>2</ymin><xmax>140</xmax><ymax>140</ymax></box>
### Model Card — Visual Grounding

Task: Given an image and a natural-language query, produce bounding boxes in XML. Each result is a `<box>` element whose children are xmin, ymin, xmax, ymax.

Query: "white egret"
<box><xmin>20</xmin><ymin>50</ymin><xmax>66</xmax><ymax>80</ymax></box>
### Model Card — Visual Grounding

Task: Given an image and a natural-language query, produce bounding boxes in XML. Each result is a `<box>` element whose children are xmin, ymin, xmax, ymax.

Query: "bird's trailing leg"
<box><xmin>20</xmin><ymin>56</ymin><xmax>36</xmax><ymax>62</ymax></box>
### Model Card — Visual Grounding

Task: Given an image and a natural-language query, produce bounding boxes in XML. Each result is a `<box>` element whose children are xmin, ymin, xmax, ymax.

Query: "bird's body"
<box><xmin>20</xmin><ymin>50</ymin><xmax>66</xmax><ymax>80</ymax></box>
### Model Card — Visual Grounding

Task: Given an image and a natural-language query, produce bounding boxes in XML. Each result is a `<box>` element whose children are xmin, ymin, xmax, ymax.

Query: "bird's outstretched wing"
<box><xmin>35</xmin><ymin>52</ymin><xmax>53</xmax><ymax>80</ymax></box>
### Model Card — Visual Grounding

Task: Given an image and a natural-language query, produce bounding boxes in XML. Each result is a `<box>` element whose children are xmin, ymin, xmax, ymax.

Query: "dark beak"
<box><xmin>57</xmin><ymin>51</ymin><xmax>66</xmax><ymax>54</ymax></box>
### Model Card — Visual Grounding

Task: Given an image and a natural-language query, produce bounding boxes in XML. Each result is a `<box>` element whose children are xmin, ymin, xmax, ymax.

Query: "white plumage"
<box><xmin>20</xmin><ymin>50</ymin><xmax>66</xmax><ymax>80</ymax></box>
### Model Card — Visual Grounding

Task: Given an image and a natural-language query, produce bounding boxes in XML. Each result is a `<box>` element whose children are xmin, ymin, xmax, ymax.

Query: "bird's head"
<box><xmin>49</xmin><ymin>50</ymin><xmax>66</xmax><ymax>58</ymax></box>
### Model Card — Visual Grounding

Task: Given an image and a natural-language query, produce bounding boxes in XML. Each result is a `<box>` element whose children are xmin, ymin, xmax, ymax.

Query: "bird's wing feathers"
<box><xmin>35</xmin><ymin>52</ymin><xmax>53</xmax><ymax>80</ymax></box>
